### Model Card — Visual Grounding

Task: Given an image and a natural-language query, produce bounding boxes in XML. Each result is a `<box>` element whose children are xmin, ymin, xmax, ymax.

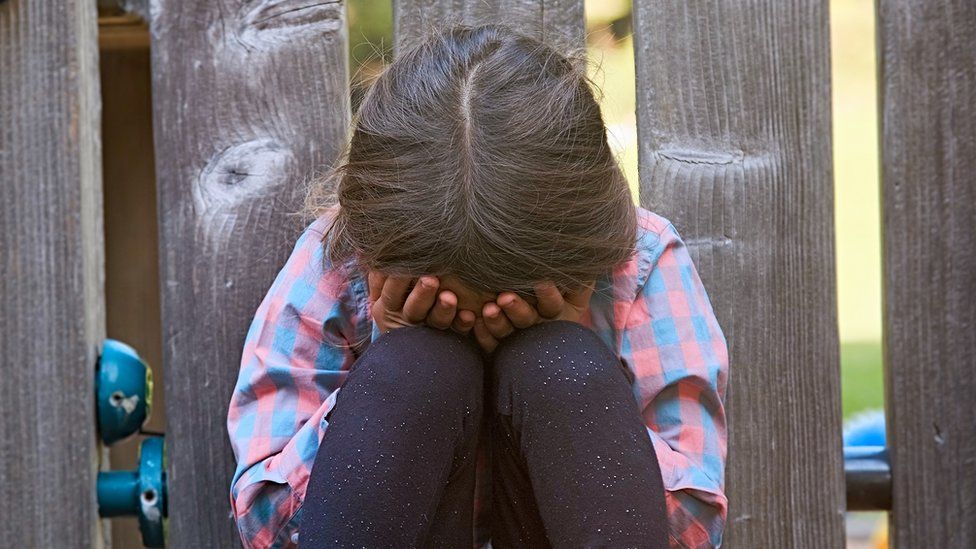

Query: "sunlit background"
<box><xmin>346</xmin><ymin>1</ymin><xmax>886</xmax><ymax>545</ymax></box>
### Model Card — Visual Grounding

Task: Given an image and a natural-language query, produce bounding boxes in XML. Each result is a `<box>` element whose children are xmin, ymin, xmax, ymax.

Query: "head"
<box><xmin>308</xmin><ymin>23</ymin><xmax>637</xmax><ymax>300</ymax></box>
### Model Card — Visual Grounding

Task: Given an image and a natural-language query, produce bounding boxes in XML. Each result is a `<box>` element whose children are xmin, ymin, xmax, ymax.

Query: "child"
<box><xmin>227</xmin><ymin>23</ymin><xmax>728</xmax><ymax>549</ymax></box>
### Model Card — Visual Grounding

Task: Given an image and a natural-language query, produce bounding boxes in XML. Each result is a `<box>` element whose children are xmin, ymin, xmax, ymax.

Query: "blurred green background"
<box><xmin>347</xmin><ymin>0</ymin><xmax>884</xmax><ymax>419</ymax></box>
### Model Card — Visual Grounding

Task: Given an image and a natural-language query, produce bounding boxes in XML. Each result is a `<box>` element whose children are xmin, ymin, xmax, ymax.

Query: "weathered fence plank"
<box><xmin>877</xmin><ymin>1</ymin><xmax>976</xmax><ymax>546</ymax></box>
<box><xmin>149</xmin><ymin>1</ymin><xmax>350</xmax><ymax>545</ymax></box>
<box><xmin>633</xmin><ymin>2</ymin><xmax>844</xmax><ymax>547</ymax></box>
<box><xmin>394</xmin><ymin>0</ymin><xmax>584</xmax><ymax>56</ymax></box>
<box><xmin>0</xmin><ymin>0</ymin><xmax>105</xmax><ymax>546</ymax></box>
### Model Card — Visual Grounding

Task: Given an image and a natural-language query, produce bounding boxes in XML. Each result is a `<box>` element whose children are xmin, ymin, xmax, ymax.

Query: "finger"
<box><xmin>473</xmin><ymin>318</ymin><xmax>498</xmax><ymax>353</ymax></box>
<box><xmin>565</xmin><ymin>280</ymin><xmax>596</xmax><ymax>309</ymax></box>
<box><xmin>483</xmin><ymin>302</ymin><xmax>515</xmax><ymax>339</ymax></box>
<box><xmin>367</xmin><ymin>271</ymin><xmax>387</xmax><ymax>306</ymax></box>
<box><xmin>379</xmin><ymin>276</ymin><xmax>412</xmax><ymax>312</ymax></box>
<box><xmin>451</xmin><ymin>309</ymin><xmax>477</xmax><ymax>335</ymax></box>
<box><xmin>426</xmin><ymin>290</ymin><xmax>458</xmax><ymax>330</ymax></box>
<box><xmin>402</xmin><ymin>276</ymin><xmax>440</xmax><ymax>322</ymax></box>
<box><xmin>497</xmin><ymin>292</ymin><xmax>540</xmax><ymax>329</ymax></box>
<box><xmin>534</xmin><ymin>281</ymin><xmax>565</xmax><ymax>319</ymax></box>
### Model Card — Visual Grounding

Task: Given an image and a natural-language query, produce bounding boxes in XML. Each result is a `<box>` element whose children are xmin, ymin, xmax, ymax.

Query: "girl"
<box><xmin>228</xmin><ymin>24</ymin><xmax>728</xmax><ymax>549</ymax></box>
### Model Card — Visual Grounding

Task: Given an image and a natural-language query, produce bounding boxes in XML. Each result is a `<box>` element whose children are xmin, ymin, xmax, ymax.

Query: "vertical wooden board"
<box><xmin>149</xmin><ymin>0</ymin><xmax>350</xmax><ymax>545</ymax></box>
<box><xmin>0</xmin><ymin>0</ymin><xmax>105</xmax><ymax>547</ymax></box>
<box><xmin>394</xmin><ymin>0</ymin><xmax>584</xmax><ymax>56</ymax></box>
<box><xmin>633</xmin><ymin>2</ymin><xmax>844</xmax><ymax>547</ymax></box>
<box><xmin>877</xmin><ymin>1</ymin><xmax>976</xmax><ymax>546</ymax></box>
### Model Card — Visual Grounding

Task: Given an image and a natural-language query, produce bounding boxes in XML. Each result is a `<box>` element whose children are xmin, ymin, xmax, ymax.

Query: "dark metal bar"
<box><xmin>844</xmin><ymin>446</ymin><xmax>891</xmax><ymax>511</ymax></box>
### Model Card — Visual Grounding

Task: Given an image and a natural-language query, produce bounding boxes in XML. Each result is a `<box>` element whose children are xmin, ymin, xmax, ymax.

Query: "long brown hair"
<box><xmin>306</xmin><ymin>23</ymin><xmax>636</xmax><ymax>296</ymax></box>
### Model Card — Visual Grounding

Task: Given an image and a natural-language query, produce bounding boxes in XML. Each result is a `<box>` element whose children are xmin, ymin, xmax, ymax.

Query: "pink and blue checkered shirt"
<box><xmin>227</xmin><ymin>206</ymin><xmax>729</xmax><ymax>548</ymax></box>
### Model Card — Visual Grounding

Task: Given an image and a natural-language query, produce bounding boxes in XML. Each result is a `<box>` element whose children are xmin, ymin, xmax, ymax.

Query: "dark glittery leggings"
<box><xmin>298</xmin><ymin>321</ymin><xmax>668</xmax><ymax>548</ymax></box>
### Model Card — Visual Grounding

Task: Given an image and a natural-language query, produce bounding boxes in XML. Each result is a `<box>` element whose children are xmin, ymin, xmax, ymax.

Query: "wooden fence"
<box><xmin>1</xmin><ymin>1</ymin><xmax>105</xmax><ymax>546</ymax></box>
<box><xmin>0</xmin><ymin>0</ymin><xmax>973</xmax><ymax>547</ymax></box>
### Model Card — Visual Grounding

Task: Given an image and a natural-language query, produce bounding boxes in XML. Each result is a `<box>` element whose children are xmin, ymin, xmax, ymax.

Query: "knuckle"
<box><xmin>428</xmin><ymin>315</ymin><xmax>448</xmax><ymax>329</ymax></box>
<box><xmin>404</xmin><ymin>311</ymin><xmax>421</xmax><ymax>323</ymax></box>
<box><xmin>427</xmin><ymin>315</ymin><xmax>450</xmax><ymax>330</ymax></box>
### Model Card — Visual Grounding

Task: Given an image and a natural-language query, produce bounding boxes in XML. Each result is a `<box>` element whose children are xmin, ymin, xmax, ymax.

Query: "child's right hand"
<box><xmin>367</xmin><ymin>272</ymin><xmax>477</xmax><ymax>335</ymax></box>
<box><xmin>472</xmin><ymin>281</ymin><xmax>595</xmax><ymax>353</ymax></box>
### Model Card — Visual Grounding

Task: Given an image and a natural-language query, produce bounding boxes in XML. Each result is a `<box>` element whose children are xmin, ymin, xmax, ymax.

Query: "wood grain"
<box><xmin>0</xmin><ymin>0</ymin><xmax>105</xmax><ymax>546</ymax></box>
<box><xmin>394</xmin><ymin>0</ymin><xmax>584</xmax><ymax>56</ymax></box>
<box><xmin>877</xmin><ymin>1</ymin><xmax>976</xmax><ymax>546</ymax></box>
<box><xmin>633</xmin><ymin>2</ymin><xmax>845</xmax><ymax>547</ymax></box>
<box><xmin>149</xmin><ymin>0</ymin><xmax>350</xmax><ymax>545</ymax></box>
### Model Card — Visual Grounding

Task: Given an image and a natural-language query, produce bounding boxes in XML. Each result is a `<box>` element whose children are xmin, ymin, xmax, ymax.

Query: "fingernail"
<box><xmin>498</xmin><ymin>295</ymin><xmax>514</xmax><ymax>307</ymax></box>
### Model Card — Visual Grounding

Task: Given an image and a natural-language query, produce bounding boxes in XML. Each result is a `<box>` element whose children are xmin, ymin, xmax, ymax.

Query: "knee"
<box><xmin>492</xmin><ymin>321</ymin><xmax>624</xmax><ymax>397</ymax></box>
<box><xmin>353</xmin><ymin>325</ymin><xmax>484</xmax><ymax>413</ymax></box>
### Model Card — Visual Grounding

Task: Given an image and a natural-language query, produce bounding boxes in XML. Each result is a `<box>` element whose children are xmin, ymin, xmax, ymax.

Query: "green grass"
<box><xmin>841</xmin><ymin>341</ymin><xmax>885</xmax><ymax>419</ymax></box>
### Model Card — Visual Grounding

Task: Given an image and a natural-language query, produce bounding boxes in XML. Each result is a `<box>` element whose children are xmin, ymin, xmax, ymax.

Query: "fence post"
<box><xmin>394</xmin><ymin>0</ymin><xmax>583</xmax><ymax>56</ymax></box>
<box><xmin>0</xmin><ymin>0</ymin><xmax>106</xmax><ymax>546</ymax></box>
<box><xmin>633</xmin><ymin>2</ymin><xmax>845</xmax><ymax>546</ymax></box>
<box><xmin>148</xmin><ymin>1</ymin><xmax>350</xmax><ymax>545</ymax></box>
<box><xmin>877</xmin><ymin>1</ymin><xmax>976</xmax><ymax>546</ymax></box>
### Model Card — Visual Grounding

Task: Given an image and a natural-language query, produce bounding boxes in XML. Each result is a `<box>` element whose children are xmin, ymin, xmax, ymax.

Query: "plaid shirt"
<box><xmin>227</xmin><ymin>206</ymin><xmax>729</xmax><ymax>548</ymax></box>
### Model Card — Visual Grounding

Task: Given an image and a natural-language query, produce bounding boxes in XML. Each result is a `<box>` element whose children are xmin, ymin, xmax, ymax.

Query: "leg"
<box><xmin>299</xmin><ymin>326</ymin><xmax>485</xmax><ymax>548</ymax></box>
<box><xmin>489</xmin><ymin>321</ymin><xmax>669</xmax><ymax>548</ymax></box>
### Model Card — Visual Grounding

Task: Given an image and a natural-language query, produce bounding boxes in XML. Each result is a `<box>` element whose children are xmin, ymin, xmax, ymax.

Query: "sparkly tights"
<box><xmin>299</xmin><ymin>321</ymin><xmax>668</xmax><ymax>548</ymax></box>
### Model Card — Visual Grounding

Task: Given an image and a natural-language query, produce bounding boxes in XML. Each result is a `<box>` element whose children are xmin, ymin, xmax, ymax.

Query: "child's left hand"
<box><xmin>473</xmin><ymin>281</ymin><xmax>594</xmax><ymax>353</ymax></box>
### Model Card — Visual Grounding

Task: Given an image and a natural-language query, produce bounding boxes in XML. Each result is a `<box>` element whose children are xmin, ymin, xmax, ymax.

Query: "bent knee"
<box><xmin>352</xmin><ymin>326</ymin><xmax>484</xmax><ymax>411</ymax></box>
<box><xmin>492</xmin><ymin>320</ymin><xmax>625</xmax><ymax>394</ymax></box>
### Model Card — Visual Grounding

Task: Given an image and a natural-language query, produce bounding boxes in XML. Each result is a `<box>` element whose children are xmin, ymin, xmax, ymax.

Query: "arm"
<box><xmin>622</xmin><ymin>222</ymin><xmax>729</xmax><ymax>548</ymax></box>
<box><xmin>226</xmin><ymin>220</ymin><xmax>364</xmax><ymax>548</ymax></box>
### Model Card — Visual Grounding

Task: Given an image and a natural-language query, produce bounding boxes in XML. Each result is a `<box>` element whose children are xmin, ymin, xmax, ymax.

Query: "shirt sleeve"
<box><xmin>621</xmin><ymin>222</ymin><xmax>730</xmax><ymax>548</ymax></box>
<box><xmin>226</xmin><ymin>220</ymin><xmax>365</xmax><ymax>548</ymax></box>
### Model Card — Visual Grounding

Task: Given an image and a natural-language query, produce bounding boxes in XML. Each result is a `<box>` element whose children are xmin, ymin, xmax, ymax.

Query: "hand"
<box><xmin>472</xmin><ymin>281</ymin><xmax>595</xmax><ymax>353</ymax></box>
<box><xmin>368</xmin><ymin>272</ymin><xmax>478</xmax><ymax>335</ymax></box>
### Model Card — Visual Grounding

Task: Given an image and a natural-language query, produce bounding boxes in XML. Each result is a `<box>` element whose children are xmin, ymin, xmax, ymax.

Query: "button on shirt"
<box><xmin>227</xmin><ymin>206</ymin><xmax>729</xmax><ymax>548</ymax></box>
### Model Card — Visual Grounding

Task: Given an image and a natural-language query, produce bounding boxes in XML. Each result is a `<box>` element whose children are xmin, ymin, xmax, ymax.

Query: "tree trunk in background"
<box><xmin>633</xmin><ymin>2</ymin><xmax>844</xmax><ymax>546</ymax></box>
<box><xmin>0</xmin><ymin>0</ymin><xmax>106</xmax><ymax>546</ymax></box>
<box><xmin>878</xmin><ymin>1</ymin><xmax>976</xmax><ymax>546</ymax></box>
<box><xmin>149</xmin><ymin>0</ymin><xmax>350</xmax><ymax>545</ymax></box>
